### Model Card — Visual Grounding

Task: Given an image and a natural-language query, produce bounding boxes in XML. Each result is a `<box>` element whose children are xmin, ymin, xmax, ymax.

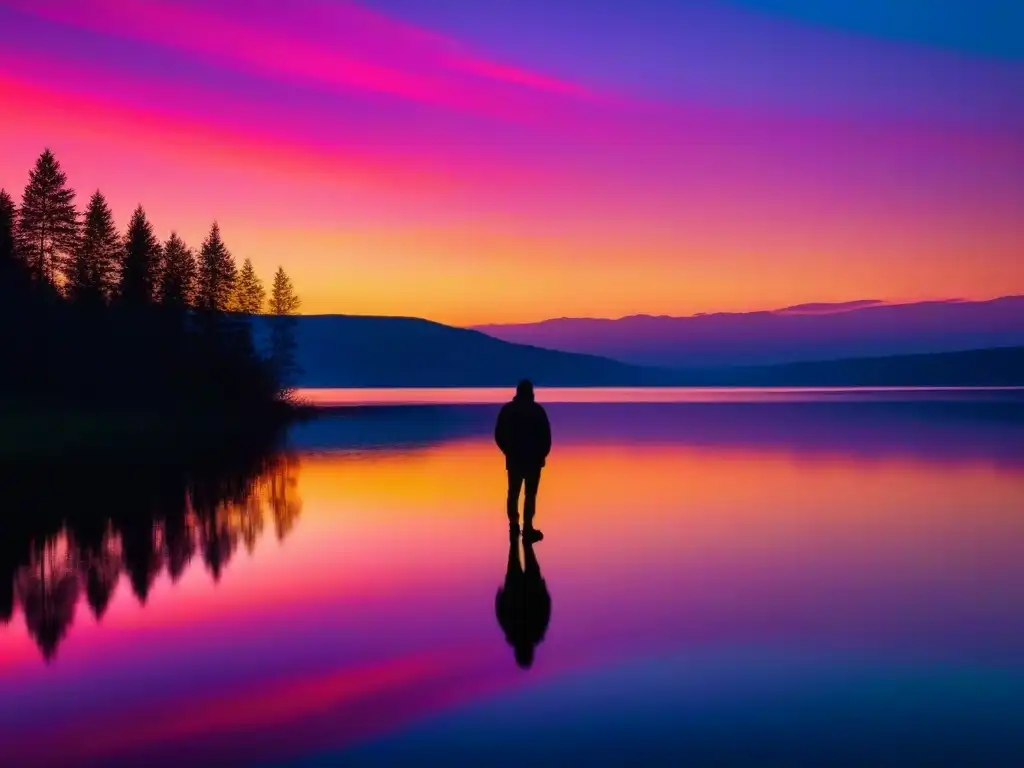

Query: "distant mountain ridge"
<box><xmin>692</xmin><ymin>347</ymin><xmax>1024</xmax><ymax>387</ymax></box>
<box><xmin>249</xmin><ymin>314</ymin><xmax>1024</xmax><ymax>388</ymax></box>
<box><xmin>472</xmin><ymin>296</ymin><xmax>1024</xmax><ymax>367</ymax></box>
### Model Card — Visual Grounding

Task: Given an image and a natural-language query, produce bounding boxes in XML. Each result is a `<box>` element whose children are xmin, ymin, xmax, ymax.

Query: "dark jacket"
<box><xmin>495</xmin><ymin>396</ymin><xmax>551</xmax><ymax>471</ymax></box>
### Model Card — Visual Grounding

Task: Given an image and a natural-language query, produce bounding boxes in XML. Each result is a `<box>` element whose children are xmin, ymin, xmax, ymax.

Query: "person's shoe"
<box><xmin>523</xmin><ymin>527</ymin><xmax>544</xmax><ymax>543</ymax></box>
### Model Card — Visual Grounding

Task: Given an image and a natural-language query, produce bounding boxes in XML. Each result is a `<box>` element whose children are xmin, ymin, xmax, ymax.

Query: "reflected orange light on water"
<box><xmin>2</xmin><ymin>436</ymin><xmax>1022</xmax><ymax>665</ymax></box>
<box><xmin>1</xmin><ymin>418</ymin><xmax>1022</xmax><ymax>765</ymax></box>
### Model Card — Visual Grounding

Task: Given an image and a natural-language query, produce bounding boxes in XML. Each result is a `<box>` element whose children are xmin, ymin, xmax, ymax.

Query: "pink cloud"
<box><xmin>3</xmin><ymin>53</ymin><xmax>1019</xmax><ymax>240</ymax></box>
<box><xmin>7</xmin><ymin>0</ymin><xmax>1018</xmax><ymax>162</ymax></box>
<box><xmin>2</xmin><ymin>0</ymin><xmax>601</xmax><ymax>125</ymax></box>
<box><xmin>0</xmin><ymin>66</ymin><xmax>476</xmax><ymax>196</ymax></box>
<box><xmin>775</xmin><ymin>300</ymin><xmax>887</xmax><ymax>315</ymax></box>
<box><xmin>294</xmin><ymin>0</ymin><xmax>596</xmax><ymax>99</ymax></box>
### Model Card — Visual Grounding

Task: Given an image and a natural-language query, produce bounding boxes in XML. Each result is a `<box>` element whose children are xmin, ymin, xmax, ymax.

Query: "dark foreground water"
<box><xmin>2</xmin><ymin>390</ymin><xmax>1023</xmax><ymax>765</ymax></box>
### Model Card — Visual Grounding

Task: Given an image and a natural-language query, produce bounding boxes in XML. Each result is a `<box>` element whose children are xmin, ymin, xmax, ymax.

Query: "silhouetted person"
<box><xmin>495</xmin><ymin>538</ymin><xmax>551</xmax><ymax>669</ymax></box>
<box><xmin>495</xmin><ymin>380</ymin><xmax>551</xmax><ymax>541</ymax></box>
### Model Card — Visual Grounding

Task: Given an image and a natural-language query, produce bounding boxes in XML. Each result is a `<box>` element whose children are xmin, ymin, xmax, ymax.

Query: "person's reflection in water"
<box><xmin>495</xmin><ymin>536</ymin><xmax>551</xmax><ymax>669</ymax></box>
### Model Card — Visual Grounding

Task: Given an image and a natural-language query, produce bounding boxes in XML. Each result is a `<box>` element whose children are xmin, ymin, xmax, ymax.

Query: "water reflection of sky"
<box><xmin>1</xmin><ymin>396</ymin><xmax>1023</xmax><ymax>765</ymax></box>
<box><xmin>298</xmin><ymin>386</ymin><xmax>1024</xmax><ymax>406</ymax></box>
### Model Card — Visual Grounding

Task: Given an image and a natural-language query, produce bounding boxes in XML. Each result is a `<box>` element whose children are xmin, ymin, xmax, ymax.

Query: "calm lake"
<box><xmin>2</xmin><ymin>388</ymin><xmax>1023</xmax><ymax>765</ymax></box>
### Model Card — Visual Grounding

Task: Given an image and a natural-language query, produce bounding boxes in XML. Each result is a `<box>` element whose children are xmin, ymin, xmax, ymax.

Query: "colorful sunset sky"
<box><xmin>1</xmin><ymin>0</ymin><xmax>1021</xmax><ymax>324</ymax></box>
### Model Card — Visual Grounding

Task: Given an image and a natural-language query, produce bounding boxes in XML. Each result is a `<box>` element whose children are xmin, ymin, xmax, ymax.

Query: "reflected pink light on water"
<box><xmin>296</xmin><ymin>386</ymin><xmax>1024</xmax><ymax>406</ymax></box>
<box><xmin>1</xmin><ymin>416</ymin><xmax>1022</xmax><ymax>764</ymax></box>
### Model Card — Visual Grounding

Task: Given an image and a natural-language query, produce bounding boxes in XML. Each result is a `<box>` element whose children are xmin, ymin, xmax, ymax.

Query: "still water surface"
<box><xmin>298</xmin><ymin>385</ymin><xmax>1024</xmax><ymax>406</ymax></box>
<box><xmin>1</xmin><ymin>389</ymin><xmax>1023</xmax><ymax>765</ymax></box>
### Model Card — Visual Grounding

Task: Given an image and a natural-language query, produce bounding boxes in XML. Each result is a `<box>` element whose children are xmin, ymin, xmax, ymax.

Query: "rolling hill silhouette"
<box><xmin>250</xmin><ymin>314</ymin><xmax>675</xmax><ymax>387</ymax></box>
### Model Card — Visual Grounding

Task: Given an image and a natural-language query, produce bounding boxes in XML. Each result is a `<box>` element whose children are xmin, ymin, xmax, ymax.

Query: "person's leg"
<box><xmin>523</xmin><ymin>469</ymin><xmax>541</xmax><ymax>531</ymax></box>
<box><xmin>507</xmin><ymin>469</ymin><xmax>524</xmax><ymax>527</ymax></box>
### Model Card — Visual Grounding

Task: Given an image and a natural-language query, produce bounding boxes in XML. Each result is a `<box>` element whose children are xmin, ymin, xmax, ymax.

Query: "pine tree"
<box><xmin>268</xmin><ymin>266</ymin><xmax>301</xmax><ymax>387</ymax></box>
<box><xmin>159</xmin><ymin>232</ymin><xmax>197</xmax><ymax>309</ymax></box>
<box><xmin>67</xmin><ymin>191</ymin><xmax>120</xmax><ymax>305</ymax></box>
<box><xmin>1</xmin><ymin>187</ymin><xmax>38</xmax><ymax>399</ymax></box>
<box><xmin>118</xmin><ymin>205</ymin><xmax>161</xmax><ymax>306</ymax></box>
<box><xmin>235</xmin><ymin>258</ymin><xmax>265</xmax><ymax>314</ymax></box>
<box><xmin>196</xmin><ymin>222</ymin><xmax>237</xmax><ymax>312</ymax></box>
<box><xmin>0</xmin><ymin>188</ymin><xmax>25</xmax><ymax>296</ymax></box>
<box><xmin>17</xmin><ymin>149</ymin><xmax>78</xmax><ymax>285</ymax></box>
<box><xmin>269</xmin><ymin>267</ymin><xmax>300</xmax><ymax>315</ymax></box>
<box><xmin>0</xmin><ymin>189</ymin><xmax>16</xmax><ymax>271</ymax></box>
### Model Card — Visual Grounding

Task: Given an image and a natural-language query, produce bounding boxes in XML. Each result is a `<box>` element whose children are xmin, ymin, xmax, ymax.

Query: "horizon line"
<box><xmin>283</xmin><ymin>293</ymin><xmax>1022</xmax><ymax>327</ymax></box>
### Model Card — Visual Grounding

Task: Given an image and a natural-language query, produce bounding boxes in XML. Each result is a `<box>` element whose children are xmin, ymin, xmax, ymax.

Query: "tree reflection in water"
<box><xmin>0</xmin><ymin>436</ymin><xmax>302</xmax><ymax>662</ymax></box>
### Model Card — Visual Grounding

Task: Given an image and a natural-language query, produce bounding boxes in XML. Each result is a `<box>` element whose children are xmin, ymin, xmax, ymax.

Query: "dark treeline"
<box><xmin>0</xmin><ymin>427</ymin><xmax>302</xmax><ymax>662</ymax></box>
<box><xmin>0</xmin><ymin>148</ymin><xmax>302</xmax><ymax>415</ymax></box>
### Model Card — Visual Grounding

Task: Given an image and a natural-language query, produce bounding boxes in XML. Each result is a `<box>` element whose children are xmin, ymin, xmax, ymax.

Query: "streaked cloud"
<box><xmin>1</xmin><ymin>0</ymin><xmax>601</xmax><ymax>124</ymax></box>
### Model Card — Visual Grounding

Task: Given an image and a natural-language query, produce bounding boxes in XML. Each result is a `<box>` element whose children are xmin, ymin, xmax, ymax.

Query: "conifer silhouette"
<box><xmin>1</xmin><ymin>149</ymin><xmax>297</xmax><ymax>426</ymax></box>
<box><xmin>197</xmin><ymin>222</ymin><xmax>237</xmax><ymax>312</ymax></box>
<box><xmin>270</xmin><ymin>267</ymin><xmax>301</xmax><ymax>315</ymax></box>
<box><xmin>17</xmin><ymin>149</ymin><xmax>78</xmax><ymax>285</ymax></box>
<box><xmin>118</xmin><ymin>205</ymin><xmax>162</xmax><ymax>307</ymax></box>
<box><xmin>0</xmin><ymin>189</ymin><xmax>17</xmax><ymax>268</ymax></box>
<box><xmin>236</xmin><ymin>257</ymin><xmax>266</xmax><ymax>314</ymax></box>
<box><xmin>269</xmin><ymin>266</ymin><xmax>301</xmax><ymax>387</ymax></box>
<box><xmin>68</xmin><ymin>191</ymin><xmax>120</xmax><ymax>305</ymax></box>
<box><xmin>159</xmin><ymin>232</ymin><xmax>197</xmax><ymax>309</ymax></box>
